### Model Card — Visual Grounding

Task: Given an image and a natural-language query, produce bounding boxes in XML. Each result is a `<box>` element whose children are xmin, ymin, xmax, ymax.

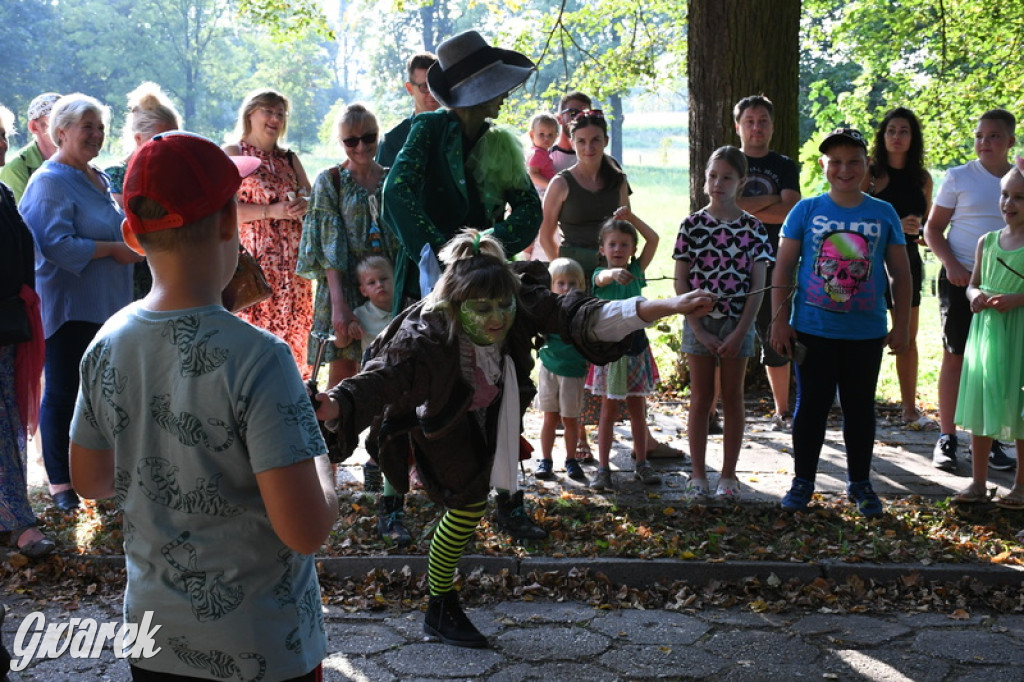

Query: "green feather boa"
<box><xmin>467</xmin><ymin>125</ymin><xmax>533</xmax><ymax>221</ymax></box>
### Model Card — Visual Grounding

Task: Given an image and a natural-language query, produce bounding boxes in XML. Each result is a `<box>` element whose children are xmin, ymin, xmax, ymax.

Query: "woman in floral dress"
<box><xmin>297</xmin><ymin>103</ymin><xmax>397</xmax><ymax>386</ymax></box>
<box><xmin>224</xmin><ymin>89</ymin><xmax>313</xmax><ymax>376</ymax></box>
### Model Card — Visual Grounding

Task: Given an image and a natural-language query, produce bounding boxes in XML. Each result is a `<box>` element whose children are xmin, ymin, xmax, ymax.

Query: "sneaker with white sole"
<box><xmin>634</xmin><ymin>462</ymin><xmax>661</xmax><ymax>485</ymax></box>
<box><xmin>714</xmin><ymin>477</ymin><xmax>741</xmax><ymax>500</ymax></box>
<box><xmin>989</xmin><ymin>440</ymin><xmax>1016</xmax><ymax>471</ymax></box>
<box><xmin>682</xmin><ymin>478</ymin><xmax>710</xmax><ymax>503</ymax></box>
<box><xmin>591</xmin><ymin>468</ymin><xmax>613</xmax><ymax>491</ymax></box>
<box><xmin>780</xmin><ymin>477</ymin><xmax>814</xmax><ymax>512</ymax></box>
<box><xmin>770</xmin><ymin>412</ymin><xmax>792</xmax><ymax>432</ymax></box>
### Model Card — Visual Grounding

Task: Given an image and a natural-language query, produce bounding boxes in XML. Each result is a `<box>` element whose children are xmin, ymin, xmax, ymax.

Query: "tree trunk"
<box><xmin>609</xmin><ymin>93</ymin><xmax>623</xmax><ymax>164</ymax></box>
<box><xmin>687</xmin><ymin>0</ymin><xmax>800</xmax><ymax>212</ymax></box>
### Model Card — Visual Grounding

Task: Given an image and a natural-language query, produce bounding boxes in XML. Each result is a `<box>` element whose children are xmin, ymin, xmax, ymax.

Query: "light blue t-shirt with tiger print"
<box><xmin>71</xmin><ymin>303</ymin><xmax>327</xmax><ymax>680</ymax></box>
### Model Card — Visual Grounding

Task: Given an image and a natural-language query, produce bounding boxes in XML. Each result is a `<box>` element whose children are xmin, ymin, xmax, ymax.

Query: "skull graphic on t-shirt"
<box><xmin>814</xmin><ymin>231</ymin><xmax>871</xmax><ymax>303</ymax></box>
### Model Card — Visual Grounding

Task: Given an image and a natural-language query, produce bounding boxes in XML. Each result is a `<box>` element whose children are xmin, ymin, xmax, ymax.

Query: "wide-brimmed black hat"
<box><xmin>426</xmin><ymin>30</ymin><xmax>535</xmax><ymax>109</ymax></box>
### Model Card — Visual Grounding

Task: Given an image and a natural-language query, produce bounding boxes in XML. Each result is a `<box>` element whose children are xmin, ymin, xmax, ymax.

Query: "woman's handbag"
<box><xmin>221</xmin><ymin>246</ymin><xmax>272</xmax><ymax>313</ymax></box>
<box><xmin>0</xmin><ymin>294</ymin><xmax>31</xmax><ymax>345</ymax></box>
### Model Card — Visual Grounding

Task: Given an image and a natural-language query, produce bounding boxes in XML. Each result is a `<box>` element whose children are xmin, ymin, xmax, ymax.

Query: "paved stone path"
<box><xmin>6</xmin><ymin>593</ymin><xmax>1024</xmax><ymax>680</ymax></box>
<box><xmin>14</xmin><ymin>400</ymin><xmax>1024</xmax><ymax>680</ymax></box>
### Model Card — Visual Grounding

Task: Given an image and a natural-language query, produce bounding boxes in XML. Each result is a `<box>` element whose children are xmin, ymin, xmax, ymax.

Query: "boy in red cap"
<box><xmin>70</xmin><ymin>131</ymin><xmax>337</xmax><ymax>681</ymax></box>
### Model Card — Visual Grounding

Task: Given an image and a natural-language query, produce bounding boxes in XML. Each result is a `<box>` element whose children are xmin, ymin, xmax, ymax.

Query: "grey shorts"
<box><xmin>536</xmin><ymin>365</ymin><xmax>585</xmax><ymax>418</ymax></box>
<box><xmin>682</xmin><ymin>316</ymin><xmax>756</xmax><ymax>358</ymax></box>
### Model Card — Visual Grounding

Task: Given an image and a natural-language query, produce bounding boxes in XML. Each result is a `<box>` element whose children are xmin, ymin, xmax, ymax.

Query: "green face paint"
<box><xmin>458</xmin><ymin>297</ymin><xmax>516</xmax><ymax>345</ymax></box>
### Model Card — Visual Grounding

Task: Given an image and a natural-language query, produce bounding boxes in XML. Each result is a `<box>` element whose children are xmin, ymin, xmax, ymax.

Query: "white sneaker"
<box><xmin>682</xmin><ymin>478</ymin><xmax>710</xmax><ymax>503</ymax></box>
<box><xmin>715</xmin><ymin>477</ymin><xmax>742</xmax><ymax>500</ymax></box>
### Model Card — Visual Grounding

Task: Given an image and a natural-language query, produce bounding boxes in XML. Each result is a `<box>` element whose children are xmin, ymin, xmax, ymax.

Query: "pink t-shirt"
<box><xmin>527</xmin><ymin>146</ymin><xmax>556</xmax><ymax>184</ymax></box>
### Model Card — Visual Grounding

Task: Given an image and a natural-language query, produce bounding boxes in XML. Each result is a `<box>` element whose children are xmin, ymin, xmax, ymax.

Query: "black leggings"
<box><xmin>792</xmin><ymin>332</ymin><xmax>884</xmax><ymax>484</ymax></box>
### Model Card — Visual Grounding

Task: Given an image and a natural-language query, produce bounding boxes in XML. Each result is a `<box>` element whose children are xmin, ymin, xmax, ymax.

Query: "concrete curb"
<box><xmin>71</xmin><ymin>554</ymin><xmax>1024</xmax><ymax>588</ymax></box>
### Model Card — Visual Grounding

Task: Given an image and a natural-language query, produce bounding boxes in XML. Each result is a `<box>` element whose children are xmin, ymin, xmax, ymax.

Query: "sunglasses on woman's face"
<box><xmin>342</xmin><ymin>131</ymin><xmax>378</xmax><ymax>148</ymax></box>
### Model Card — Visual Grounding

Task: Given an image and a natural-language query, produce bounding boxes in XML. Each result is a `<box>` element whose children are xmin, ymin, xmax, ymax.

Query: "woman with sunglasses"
<box><xmin>224</xmin><ymin>88</ymin><xmax>313</xmax><ymax>376</ymax></box>
<box><xmin>382</xmin><ymin>30</ymin><xmax>541</xmax><ymax>312</ymax></box>
<box><xmin>298</xmin><ymin>103</ymin><xmax>397</xmax><ymax>387</ymax></box>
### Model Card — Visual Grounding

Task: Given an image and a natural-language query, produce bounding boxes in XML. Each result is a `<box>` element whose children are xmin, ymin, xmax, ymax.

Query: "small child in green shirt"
<box><xmin>534</xmin><ymin>258</ymin><xmax>589</xmax><ymax>481</ymax></box>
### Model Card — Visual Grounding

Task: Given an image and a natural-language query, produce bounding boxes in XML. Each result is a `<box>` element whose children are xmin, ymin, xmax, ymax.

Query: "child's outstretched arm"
<box><xmin>614</xmin><ymin>205</ymin><xmax>659</xmax><ymax>271</ymax></box>
<box><xmin>636</xmin><ymin>290</ymin><xmax>715</xmax><ymax>323</ymax></box>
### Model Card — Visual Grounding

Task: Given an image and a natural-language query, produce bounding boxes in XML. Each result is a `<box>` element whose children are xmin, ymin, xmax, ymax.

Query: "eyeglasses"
<box><xmin>259</xmin><ymin>107</ymin><xmax>288</xmax><ymax>120</ymax></box>
<box><xmin>559</xmin><ymin>107</ymin><xmax>583</xmax><ymax>120</ymax></box>
<box><xmin>409</xmin><ymin>80</ymin><xmax>430</xmax><ymax>94</ymax></box>
<box><xmin>342</xmin><ymin>131</ymin><xmax>378</xmax><ymax>148</ymax></box>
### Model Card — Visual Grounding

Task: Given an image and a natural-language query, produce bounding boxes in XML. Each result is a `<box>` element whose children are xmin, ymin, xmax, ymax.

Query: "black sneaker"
<box><xmin>932</xmin><ymin>433</ymin><xmax>957</xmax><ymax>471</ymax></box>
<box><xmin>535</xmin><ymin>459</ymin><xmax>555</xmax><ymax>480</ymax></box>
<box><xmin>989</xmin><ymin>440</ymin><xmax>1016</xmax><ymax>471</ymax></box>
<box><xmin>565</xmin><ymin>459</ymin><xmax>587</xmax><ymax>481</ymax></box>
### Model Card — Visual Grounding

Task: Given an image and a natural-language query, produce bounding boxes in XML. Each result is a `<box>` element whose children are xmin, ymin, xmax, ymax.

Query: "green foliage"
<box><xmin>237</xmin><ymin>0</ymin><xmax>335</xmax><ymax>40</ymax></box>
<box><xmin>802</xmin><ymin>0</ymin><xmax>1024</xmax><ymax>170</ymax></box>
<box><xmin>499</xmin><ymin>0</ymin><xmax>685</xmax><ymax>111</ymax></box>
<box><xmin>319</xmin><ymin>98</ymin><xmax>349</xmax><ymax>147</ymax></box>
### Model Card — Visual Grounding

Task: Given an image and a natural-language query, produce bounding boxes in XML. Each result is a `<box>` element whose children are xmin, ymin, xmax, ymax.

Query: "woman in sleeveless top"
<box><xmin>537</xmin><ymin>110</ymin><xmax>682</xmax><ymax>460</ymax></box>
<box><xmin>538</xmin><ymin>110</ymin><xmax>627</xmax><ymax>285</ymax></box>
<box><xmin>863</xmin><ymin>107</ymin><xmax>934</xmax><ymax>426</ymax></box>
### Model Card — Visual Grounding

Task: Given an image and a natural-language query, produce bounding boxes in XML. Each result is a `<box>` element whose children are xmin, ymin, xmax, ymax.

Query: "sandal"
<box><xmin>952</xmin><ymin>481</ymin><xmax>988</xmax><ymax>504</ymax></box>
<box><xmin>7</xmin><ymin>526</ymin><xmax>56</xmax><ymax>559</ymax></box>
<box><xmin>646</xmin><ymin>440</ymin><xmax>686</xmax><ymax>460</ymax></box>
<box><xmin>575</xmin><ymin>441</ymin><xmax>596</xmax><ymax>464</ymax></box>
<box><xmin>903</xmin><ymin>413</ymin><xmax>938</xmax><ymax>431</ymax></box>
<box><xmin>996</xmin><ymin>485</ymin><xmax>1024</xmax><ymax>510</ymax></box>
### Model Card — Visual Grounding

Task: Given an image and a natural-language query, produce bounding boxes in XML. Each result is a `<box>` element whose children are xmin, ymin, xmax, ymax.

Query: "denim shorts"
<box><xmin>682</xmin><ymin>316</ymin><xmax>755</xmax><ymax>358</ymax></box>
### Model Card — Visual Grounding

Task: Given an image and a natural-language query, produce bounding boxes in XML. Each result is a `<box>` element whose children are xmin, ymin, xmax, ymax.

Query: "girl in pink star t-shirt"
<box><xmin>672</xmin><ymin>145</ymin><xmax>774</xmax><ymax>502</ymax></box>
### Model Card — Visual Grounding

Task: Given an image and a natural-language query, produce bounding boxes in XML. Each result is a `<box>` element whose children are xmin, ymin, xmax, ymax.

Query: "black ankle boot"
<box><xmin>495</xmin><ymin>490</ymin><xmax>547</xmax><ymax>540</ymax></box>
<box><xmin>377</xmin><ymin>495</ymin><xmax>412</xmax><ymax>546</ymax></box>
<box><xmin>423</xmin><ymin>591</ymin><xmax>487</xmax><ymax>648</ymax></box>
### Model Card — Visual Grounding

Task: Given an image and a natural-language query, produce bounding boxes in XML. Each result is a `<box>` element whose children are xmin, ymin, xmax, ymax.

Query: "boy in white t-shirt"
<box><xmin>924</xmin><ymin>109</ymin><xmax>1016</xmax><ymax>472</ymax></box>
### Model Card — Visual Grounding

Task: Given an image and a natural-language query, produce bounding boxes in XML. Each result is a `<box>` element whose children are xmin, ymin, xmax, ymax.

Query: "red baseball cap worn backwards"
<box><xmin>123</xmin><ymin>130</ymin><xmax>261</xmax><ymax>235</ymax></box>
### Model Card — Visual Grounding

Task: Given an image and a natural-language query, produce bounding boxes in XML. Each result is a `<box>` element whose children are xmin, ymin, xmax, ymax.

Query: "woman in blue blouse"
<box><xmin>20</xmin><ymin>93</ymin><xmax>140</xmax><ymax>511</ymax></box>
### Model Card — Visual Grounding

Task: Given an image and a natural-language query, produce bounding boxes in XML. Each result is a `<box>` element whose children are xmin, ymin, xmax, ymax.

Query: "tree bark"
<box><xmin>609</xmin><ymin>93</ymin><xmax>623</xmax><ymax>164</ymax></box>
<box><xmin>687</xmin><ymin>0</ymin><xmax>801</xmax><ymax>212</ymax></box>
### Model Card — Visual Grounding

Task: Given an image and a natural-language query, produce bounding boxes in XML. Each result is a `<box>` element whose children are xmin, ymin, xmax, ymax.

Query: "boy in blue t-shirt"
<box><xmin>70</xmin><ymin>132</ymin><xmax>338</xmax><ymax>681</ymax></box>
<box><xmin>534</xmin><ymin>258</ymin><xmax>590</xmax><ymax>482</ymax></box>
<box><xmin>770</xmin><ymin>127</ymin><xmax>911</xmax><ymax>518</ymax></box>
